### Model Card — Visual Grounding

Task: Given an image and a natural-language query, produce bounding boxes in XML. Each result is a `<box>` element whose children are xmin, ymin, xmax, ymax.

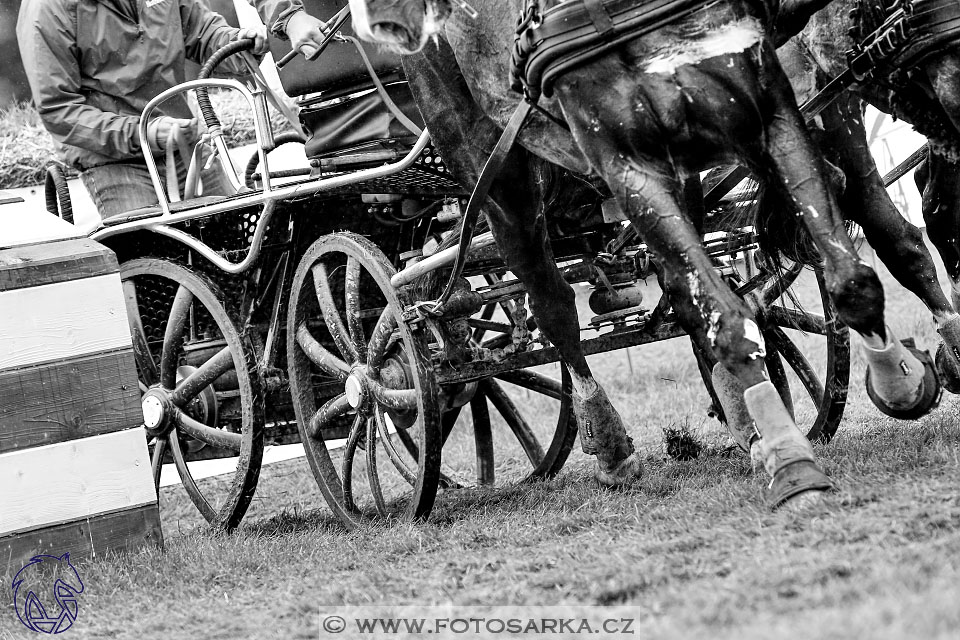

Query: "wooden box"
<box><xmin>0</xmin><ymin>234</ymin><xmax>162</xmax><ymax>571</ymax></box>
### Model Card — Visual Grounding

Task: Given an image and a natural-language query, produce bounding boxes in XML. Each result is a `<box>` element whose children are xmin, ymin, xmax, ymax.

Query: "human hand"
<box><xmin>285</xmin><ymin>10</ymin><xmax>328</xmax><ymax>60</ymax></box>
<box><xmin>238</xmin><ymin>25</ymin><xmax>269</xmax><ymax>55</ymax></box>
<box><xmin>146</xmin><ymin>117</ymin><xmax>199</xmax><ymax>155</ymax></box>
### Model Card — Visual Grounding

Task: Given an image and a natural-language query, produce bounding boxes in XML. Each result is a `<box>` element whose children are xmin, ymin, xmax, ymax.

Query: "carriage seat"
<box><xmin>268</xmin><ymin>0</ymin><xmax>424</xmax><ymax>165</ymax></box>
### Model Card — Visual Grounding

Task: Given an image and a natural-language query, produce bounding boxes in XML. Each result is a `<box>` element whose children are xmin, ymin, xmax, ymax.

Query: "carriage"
<box><xmin>48</xmin><ymin>0</ymin><xmax>869</xmax><ymax>531</ymax></box>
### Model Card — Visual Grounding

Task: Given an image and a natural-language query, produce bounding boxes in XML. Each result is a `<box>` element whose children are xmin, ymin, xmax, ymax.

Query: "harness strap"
<box><xmin>431</xmin><ymin>101</ymin><xmax>533</xmax><ymax>312</ymax></box>
<box><xmin>583</xmin><ymin>0</ymin><xmax>616</xmax><ymax>40</ymax></box>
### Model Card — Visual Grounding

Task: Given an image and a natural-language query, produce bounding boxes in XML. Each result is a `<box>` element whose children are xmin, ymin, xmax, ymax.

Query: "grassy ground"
<box><xmin>2</xmin><ymin>244</ymin><xmax>959</xmax><ymax>639</ymax></box>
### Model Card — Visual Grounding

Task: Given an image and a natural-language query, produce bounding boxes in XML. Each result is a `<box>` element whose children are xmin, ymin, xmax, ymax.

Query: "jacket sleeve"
<box><xmin>179</xmin><ymin>0</ymin><xmax>244</xmax><ymax>70</ymax></box>
<box><xmin>249</xmin><ymin>0</ymin><xmax>305</xmax><ymax>35</ymax></box>
<box><xmin>16</xmin><ymin>0</ymin><xmax>144</xmax><ymax>162</ymax></box>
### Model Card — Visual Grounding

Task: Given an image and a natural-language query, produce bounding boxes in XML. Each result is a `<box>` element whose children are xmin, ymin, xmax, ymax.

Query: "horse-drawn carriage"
<box><xmin>52</xmin><ymin>0</ymin><xmax>928</xmax><ymax>531</ymax></box>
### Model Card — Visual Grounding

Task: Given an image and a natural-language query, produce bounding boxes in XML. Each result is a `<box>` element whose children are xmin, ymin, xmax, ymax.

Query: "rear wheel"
<box><xmin>287</xmin><ymin>232</ymin><xmax>441</xmax><ymax>528</ymax></box>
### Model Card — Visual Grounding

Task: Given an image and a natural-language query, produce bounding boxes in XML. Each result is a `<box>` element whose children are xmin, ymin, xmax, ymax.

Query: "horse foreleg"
<box><xmin>761</xmin><ymin>51</ymin><xmax>940</xmax><ymax>419</ymax></box>
<box><xmin>591</xmin><ymin>151</ymin><xmax>828</xmax><ymax>507</ymax></box>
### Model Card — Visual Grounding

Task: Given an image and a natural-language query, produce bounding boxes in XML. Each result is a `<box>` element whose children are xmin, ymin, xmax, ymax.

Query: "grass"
<box><xmin>2</xmin><ymin>244</ymin><xmax>959</xmax><ymax>639</ymax></box>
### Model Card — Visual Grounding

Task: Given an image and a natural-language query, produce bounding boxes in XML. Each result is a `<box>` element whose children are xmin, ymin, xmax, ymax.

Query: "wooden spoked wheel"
<box><xmin>287</xmin><ymin>232</ymin><xmax>441</xmax><ymax>529</ymax></box>
<box><xmin>120</xmin><ymin>258</ymin><xmax>265</xmax><ymax>530</ymax></box>
<box><xmin>436</xmin><ymin>304</ymin><xmax>578</xmax><ymax>489</ymax></box>
<box><xmin>697</xmin><ymin>262</ymin><xmax>851</xmax><ymax>444</ymax></box>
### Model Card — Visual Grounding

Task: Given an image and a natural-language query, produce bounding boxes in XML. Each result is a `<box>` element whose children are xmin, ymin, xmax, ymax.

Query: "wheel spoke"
<box><xmin>764</xmin><ymin>339</ymin><xmax>795</xmax><ymax>419</ymax></box>
<box><xmin>168</xmin><ymin>431</ymin><xmax>216</xmax><ymax>522</ymax></box>
<box><xmin>295</xmin><ymin>323</ymin><xmax>350</xmax><ymax>381</ymax></box>
<box><xmin>767</xmin><ymin>305</ymin><xmax>826</xmax><ymax>334</ymax></box>
<box><xmin>366</xmin><ymin>416</ymin><xmax>388</xmax><ymax>517</ymax></box>
<box><xmin>174</xmin><ymin>408</ymin><xmax>243</xmax><ymax>451</ymax></box>
<box><xmin>470</xmin><ymin>392</ymin><xmax>495</xmax><ymax>486</ymax></box>
<box><xmin>762</xmin><ymin>262</ymin><xmax>803</xmax><ymax>305</ymax></box>
<box><xmin>440</xmin><ymin>406</ymin><xmax>462</xmax><ymax>448</ymax></box>
<box><xmin>766</xmin><ymin>325</ymin><xmax>824</xmax><ymax>404</ymax></box>
<box><xmin>367</xmin><ymin>307</ymin><xmax>398</xmax><ymax>372</ymax></box>
<box><xmin>345</xmin><ymin>257</ymin><xmax>366</xmax><ymax>362</ymax></box>
<box><xmin>368</xmin><ymin>378</ymin><xmax>418</xmax><ymax>412</ymax></box>
<box><xmin>171</xmin><ymin>346</ymin><xmax>233</xmax><ymax>406</ymax></box>
<box><xmin>160</xmin><ymin>285</ymin><xmax>194</xmax><ymax>390</ymax></box>
<box><xmin>375</xmin><ymin>411</ymin><xmax>417</xmax><ymax>485</ymax></box>
<box><xmin>483</xmin><ymin>379</ymin><xmax>545</xmax><ymax>467</ymax></box>
<box><xmin>151</xmin><ymin>436</ymin><xmax>168</xmax><ymax>492</ymax></box>
<box><xmin>312</xmin><ymin>263</ymin><xmax>360</xmax><ymax>363</ymax></box>
<box><xmin>309</xmin><ymin>393</ymin><xmax>352</xmax><ymax>439</ymax></box>
<box><xmin>341</xmin><ymin>413</ymin><xmax>364</xmax><ymax>512</ymax></box>
<box><xmin>123</xmin><ymin>280</ymin><xmax>159</xmax><ymax>386</ymax></box>
<box><xmin>494</xmin><ymin>370</ymin><xmax>563</xmax><ymax>400</ymax></box>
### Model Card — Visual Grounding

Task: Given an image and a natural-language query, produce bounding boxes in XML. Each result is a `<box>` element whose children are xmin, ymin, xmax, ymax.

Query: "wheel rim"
<box><xmin>287</xmin><ymin>232</ymin><xmax>441</xmax><ymax>528</ymax></box>
<box><xmin>434</xmin><ymin>299</ymin><xmax>577</xmax><ymax>488</ymax></box>
<box><xmin>120</xmin><ymin>258</ymin><xmax>265</xmax><ymax>530</ymax></box>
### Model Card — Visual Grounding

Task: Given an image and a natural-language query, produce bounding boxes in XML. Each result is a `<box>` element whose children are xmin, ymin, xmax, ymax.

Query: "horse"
<box><xmin>348</xmin><ymin>0</ymin><xmax>940</xmax><ymax>508</ymax></box>
<box><xmin>790</xmin><ymin>0</ymin><xmax>960</xmax><ymax>391</ymax></box>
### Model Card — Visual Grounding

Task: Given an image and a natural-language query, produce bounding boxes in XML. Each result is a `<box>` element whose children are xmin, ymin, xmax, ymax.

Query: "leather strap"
<box><xmin>583</xmin><ymin>0</ymin><xmax>615</xmax><ymax>40</ymax></box>
<box><xmin>431</xmin><ymin>101</ymin><xmax>533</xmax><ymax>311</ymax></box>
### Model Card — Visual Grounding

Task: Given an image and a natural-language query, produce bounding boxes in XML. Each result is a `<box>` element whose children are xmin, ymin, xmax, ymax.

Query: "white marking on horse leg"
<box><xmin>743</xmin><ymin>318</ymin><xmax>766</xmax><ymax>360</ymax></box>
<box><xmin>568</xmin><ymin>368</ymin><xmax>599</xmax><ymax>398</ymax></box>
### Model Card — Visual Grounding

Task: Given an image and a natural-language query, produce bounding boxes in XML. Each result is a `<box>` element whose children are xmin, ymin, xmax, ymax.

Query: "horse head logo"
<box><xmin>11</xmin><ymin>553</ymin><xmax>84</xmax><ymax>634</ymax></box>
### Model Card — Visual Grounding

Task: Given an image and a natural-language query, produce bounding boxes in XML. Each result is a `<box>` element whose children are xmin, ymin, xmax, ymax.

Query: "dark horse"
<box><xmin>348</xmin><ymin>0</ymin><xmax>939</xmax><ymax>507</ymax></box>
<box><xmin>791</xmin><ymin>0</ymin><xmax>960</xmax><ymax>390</ymax></box>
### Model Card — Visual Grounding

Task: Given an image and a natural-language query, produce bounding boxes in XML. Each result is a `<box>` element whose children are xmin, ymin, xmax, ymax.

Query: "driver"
<box><xmin>17</xmin><ymin>0</ymin><xmax>327</xmax><ymax>219</ymax></box>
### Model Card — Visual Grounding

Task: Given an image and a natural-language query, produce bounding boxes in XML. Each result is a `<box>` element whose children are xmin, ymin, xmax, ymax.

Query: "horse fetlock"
<box><xmin>827</xmin><ymin>264</ymin><xmax>885</xmax><ymax>335</ymax></box>
<box><xmin>710</xmin><ymin>363</ymin><xmax>759</xmax><ymax>452</ymax></box>
<box><xmin>743</xmin><ymin>381</ymin><xmax>815</xmax><ymax>477</ymax></box>
<box><xmin>935</xmin><ymin>315</ymin><xmax>960</xmax><ymax>393</ymax></box>
<box><xmin>573</xmin><ymin>384</ymin><xmax>634</xmax><ymax>464</ymax></box>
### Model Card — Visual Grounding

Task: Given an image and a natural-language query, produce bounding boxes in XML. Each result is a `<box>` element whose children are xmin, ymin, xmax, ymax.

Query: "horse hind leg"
<box><xmin>759</xmin><ymin>45</ymin><xmax>940</xmax><ymax>419</ymax></box>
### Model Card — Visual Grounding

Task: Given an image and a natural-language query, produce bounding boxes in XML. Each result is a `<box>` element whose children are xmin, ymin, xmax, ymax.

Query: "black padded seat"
<box><xmin>269</xmin><ymin>0</ymin><xmax>403</xmax><ymax>99</ymax></box>
<box><xmin>300</xmin><ymin>82</ymin><xmax>424</xmax><ymax>160</ymax></box>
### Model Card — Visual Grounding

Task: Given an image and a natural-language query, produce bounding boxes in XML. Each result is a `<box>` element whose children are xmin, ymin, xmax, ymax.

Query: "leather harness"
<box><xmin>510</xmin><ymin>0</ymin><xmax>719</xmax><ymax>102</ymax></box>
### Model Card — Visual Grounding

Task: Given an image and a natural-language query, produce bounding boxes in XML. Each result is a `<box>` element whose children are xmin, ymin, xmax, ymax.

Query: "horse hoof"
<box><xmin>596</xmin><ymin>452</ymin><xmax>643</xmax><ymax>487</ymax></box>
<box><xmin>935</xmin><ymin>342</ymin><xmax>960</xmax><ymax>394</ymax></box>
<box><xmin>767</xmin><ymin>459</ymin><xmax>833</xmax><ymax>510</ymax></box>
<box><xmin>865</xmin><ymin>341</ymin><xmax>942</xmax><ymax>420</ymax></box>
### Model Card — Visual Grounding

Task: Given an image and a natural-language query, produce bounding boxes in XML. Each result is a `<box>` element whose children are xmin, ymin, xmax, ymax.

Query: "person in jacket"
<box><xmin>17</xmin><ymin>0</ymin><xmax>326</xmax><ymax>218</ymax></box>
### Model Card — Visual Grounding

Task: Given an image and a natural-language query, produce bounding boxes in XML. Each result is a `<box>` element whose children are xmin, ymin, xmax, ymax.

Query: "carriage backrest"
<box><xmin>268</xmin><ymin>0</ymin><xmax>405</xmax><ymax>99</ymax></box>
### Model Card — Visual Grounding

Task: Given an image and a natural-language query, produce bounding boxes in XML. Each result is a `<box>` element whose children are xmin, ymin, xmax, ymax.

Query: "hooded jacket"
<box><xmin>16</xmin><ymin>0</ymin><xmax>250</xmax><ymax>170</ymax></box>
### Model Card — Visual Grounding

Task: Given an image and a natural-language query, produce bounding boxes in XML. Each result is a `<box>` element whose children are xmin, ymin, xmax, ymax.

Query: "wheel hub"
<box><xmin>141</xmin><ymin>389</ymin><xmax>174</xmax><ymax>438</ymax></box>
<box><xmin>345</xmin><ymin>370</ymin><xmax>369</xmax><ymax>409</ymax></box>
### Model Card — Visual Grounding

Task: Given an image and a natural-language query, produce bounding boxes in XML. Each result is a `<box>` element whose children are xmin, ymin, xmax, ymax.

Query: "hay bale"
<box><xmin>0</xmin><ymin>95</ymin><xmax>295</xmax><ymax>190</ymax></box>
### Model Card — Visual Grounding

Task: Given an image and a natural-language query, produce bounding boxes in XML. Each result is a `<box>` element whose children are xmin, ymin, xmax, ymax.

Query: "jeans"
<box><xmin>80</xmin><ymin>153</ymin><xmax>233</xmax><ymax>220</ymax></box>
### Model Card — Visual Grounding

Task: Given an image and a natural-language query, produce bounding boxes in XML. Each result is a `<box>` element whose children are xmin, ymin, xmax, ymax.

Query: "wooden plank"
<box><xmin>0</xmin><ymin>503</ymin><xmax>162</xmax><ymax>575</ymax></box>
<box><xmin>0</xmin><ymin>238</ymin><xmax>117</xmax><ymax>292</ymax></box>
<box><xmin>0</xmin><ymin>348</ymin><xmax>142</xmax><ymax>455</ymax></box>
<box><xmin>0</xmin><ymin>428</ymin><xmax>157</xmax><ymax>536</ymax></box>
<box><xmin>0</xmin><ymin>273</ymin><xmax>132</xmax><ymax>370</ymax></box>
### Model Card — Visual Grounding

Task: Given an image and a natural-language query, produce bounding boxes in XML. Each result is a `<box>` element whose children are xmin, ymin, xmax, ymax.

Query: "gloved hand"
<box><xmin>237</xmin><ymin>25</ymin><xmax>269</xmax><ymax>55</ymax></box>
<box><xmin>285</xmin><ymin>10</ymin><xmax>328</xmax><ymax>60</ymax></box>
<box><xmin>146</xmin><ymin>117</ymin><xmax>199</xmax><ymax>155</ymax></box>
